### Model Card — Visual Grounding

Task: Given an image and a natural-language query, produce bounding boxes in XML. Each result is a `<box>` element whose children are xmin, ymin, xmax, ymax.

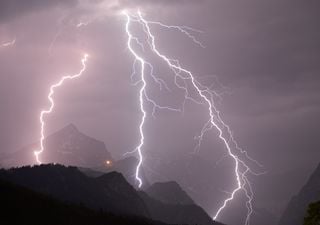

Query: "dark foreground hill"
<box><xmin>145</xmin><ymin>181</ymin><xmax>195</xmax><ymax>205</ymax></box>
<box><xmin>139</xmin><ymin>191</ymin><xmax>217</xmax><ymax>225</ymax></box>
<box><xmin>0</xmin><ymin>178</ymin><xmax>167</xmax><ymax>225</ymax></box>
<box><xmin>0</xmin><ymin>164</ymin><xmax>224</xmax><ymax>225</ymax></box>
<box><xmin>93</xmin><ymin>156</ymin><xmax>151</xmax><ymax>188</ymax></box>
<box><xmin>140</xmin><ymin>181</ymin><xmax>218</xmax><ymax>225</ymax></box>
<box><xmin>0</xmin><ymin>164</ymin><xmax>148</xmax><ymax>217</ymax></box>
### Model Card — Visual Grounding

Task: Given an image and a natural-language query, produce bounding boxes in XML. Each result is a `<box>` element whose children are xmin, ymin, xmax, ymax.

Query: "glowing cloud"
<box><xmin>0</xmin><ymin>38</ymin><xmax>16</xmax><ymax>48</ymax></box>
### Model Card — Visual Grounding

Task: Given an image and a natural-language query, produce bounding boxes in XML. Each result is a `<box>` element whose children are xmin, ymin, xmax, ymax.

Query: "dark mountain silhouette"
<box><xmin>140</xmin><ymin>180</ymin><xmax>224</xmax><ymax>225</ymax></box>
<box><xmin>145</xmin><ymin>181</ymin><xmax>194</xmax><ymax>205</ymax></box>
<box><xmin>80</xmin><ymin>166</ymin><xmax>222</xmax><ymax>224</ymax></box>
<box><xmin>1</xmin><ymin>124</ymin><xmax>150</xmax><ymax>190</ymax></box>
<box><xmin>139</xmin><ymin>191</ymin><xmax>221</xmax><ymax>225</ymax></box>
<box><xmin>0</xmin><ymin>164</ymin><xmax>224</xmax><ymax>225</ymax></box>
<box><xmin>95</xmin><ymin>156</ymin><xmax>150</xmax><ymax>188</ymax></box>
<box><xmin>1</xmin><ymin>124</ymin><xmax>113</xmax><ymax>168</ymax></box>
<box><xmin>0</xmin><ymin>178</ymin><xmax>169</xmax><ymax>225</ymax></box>
<box><xmin>252</xmin><ymin>165</ymin><xmax>313</xmax><ymax>221</ymax></box>
<box><xmin>278</xmin><ymin>163</ymin><xmax>320</xmax><ymax>225</ymax></box>
<box><xmin>149</xmin><ymin>154</ymin><xmax>226</xmax><ymax>212</ymax></box>
<box><xmin>149</xmin><ymin>154</ymin><xmax>279</xmax><ymax>225</ymax></box>
<box><xmin>0</xmin><ymin>164</ymin><xmax>148</xmax><ymax>217</ymax></box>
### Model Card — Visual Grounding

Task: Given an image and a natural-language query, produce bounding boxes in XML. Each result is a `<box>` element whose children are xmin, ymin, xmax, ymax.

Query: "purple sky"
<box><xmin>1</xmin><ymin>1</ymin><xmax>320</xmax><ymax>219</ymax></box>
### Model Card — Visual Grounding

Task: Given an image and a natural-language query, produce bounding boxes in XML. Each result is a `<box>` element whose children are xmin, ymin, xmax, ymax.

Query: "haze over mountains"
<box><xmin>0</xmin><ymin>124</ymin><xmax>223</xmax><ymax>225</ymax></box>
<box><xmin>1</xmin><ymin>124</ymin><xmax>319</xmax><ymax>225</ymax></box>
<box><xmin>1</xmin><ymin>124</ymin><xmax>112</xmax><ymax>168</ymax></box>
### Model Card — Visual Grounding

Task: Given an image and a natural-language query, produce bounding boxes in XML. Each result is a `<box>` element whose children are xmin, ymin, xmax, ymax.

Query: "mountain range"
<box><xmin>0</xmin><ymin>164</ymin><xmax>223</xmax><ymax>225</ymax></box>
<box><xmin>0</xmin><ymin>123</ymin><xmax>281</xmax><ymax>225</ymax></box>
<box><xmin>0</xmin><ymin>177</ymin><xmax>167</xmax><ymax>225</ymax></box>
<box><xmin>4</xmin><ymin>123</ymin><xmax>307</xmax><ymax>225</ymax></box>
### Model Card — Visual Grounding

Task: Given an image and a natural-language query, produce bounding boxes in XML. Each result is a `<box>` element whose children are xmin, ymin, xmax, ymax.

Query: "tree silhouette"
<box><xmin>304</xmin><ymin>201</ymin><xmax>320</xmax><ymax>225</ymax></box>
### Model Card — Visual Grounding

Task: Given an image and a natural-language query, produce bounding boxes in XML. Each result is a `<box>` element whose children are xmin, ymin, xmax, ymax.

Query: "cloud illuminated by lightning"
<box><xmin>0</xmin><ymin>38</ymin><xmax>16</xmax><ymax>48</ymax></box>
<box><xmin>123</xmin><ymin>11</ymin><xmax>262</xmax><ymax>225</ymax></box>
<box><xmin>33</xmin><ymin>53</ymin><xmax>89</xmax><ymax>164</ymax></box>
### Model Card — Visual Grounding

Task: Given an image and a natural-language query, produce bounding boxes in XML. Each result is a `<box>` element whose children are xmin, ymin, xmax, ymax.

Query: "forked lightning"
<box><xmin>31</xmin><ymin>8</ymin><xmax>261</xmax><ymax>225</ymax></box>
<box><xmin>33</xmin><ymin>54</ymin><xmax>89</xmax><ymax>164</ymax></box>
<box><xmin>123</xmin><ymin>11</ymin><xmax>262</xmax><ymax>225</ymax></box>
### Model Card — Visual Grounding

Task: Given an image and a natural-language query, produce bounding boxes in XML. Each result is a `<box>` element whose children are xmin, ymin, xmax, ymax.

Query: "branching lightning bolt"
<box><xmin>123</xmin><ymin>10</ymin><xmax>263</xmax><ymax>225</ymax></box>
<box><xmin>33</xmin><ymin>53</ymin><xmax>89</xmax><ymax>164</ymax></box>
<box><xmin>28</xmin><ymin>8</ymin><xmax>261</xmax><ymax>225</ymax></box>
<box><xmin>124</xmin><ymin>11</ymin><xmax>182</xmax><ymax>188</ymax></box>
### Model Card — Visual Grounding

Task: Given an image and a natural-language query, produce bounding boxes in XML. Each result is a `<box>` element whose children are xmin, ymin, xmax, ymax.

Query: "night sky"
<box><xmin>1</xmin><ymin>0</ymin><xmax>320</xmax><ymax>223</ymax></box>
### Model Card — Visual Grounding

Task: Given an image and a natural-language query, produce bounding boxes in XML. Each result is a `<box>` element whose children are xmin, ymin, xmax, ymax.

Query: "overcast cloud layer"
<box><xmin>1</xmin><ymin>0</ymin><xmax>320</xmax><ymax>223</ymax></box>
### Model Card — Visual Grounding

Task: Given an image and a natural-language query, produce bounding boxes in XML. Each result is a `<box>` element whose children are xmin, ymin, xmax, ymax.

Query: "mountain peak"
<box><xmin>146</xmin><ymin>181</ymin><xmax>194</xmax><ymax>205</ymax></box>
<box><xmin>43</xmin><ymin>124</ymin><xmax>113</xmax><ymax>167</ymax></box>
<box><xmin>60</xmin><ymin>123</ymin><xmax>79</xmax><ymax>134</ymax></box>
<box><xmin>1</xmin><ymin>123</ymin><xmax>113</xmax><ymax>168</ymax></box>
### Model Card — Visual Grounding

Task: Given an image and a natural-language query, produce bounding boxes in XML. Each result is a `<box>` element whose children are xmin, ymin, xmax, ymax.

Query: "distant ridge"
<box><xmin>146</xmin><ymin>181</ymin><xmax>194</xmax><ymax>205</ymax></box>
<box><xmin>95</xmin><ymin>156</ymin><xmax>150</xmax><ymax>188</ymax></box>
<box><xmin>0</xmin><ymin>164</ymin><xmax>224</xmax><ymax>225</ymax></box>
<box><xmin>1</xmin><ymin>124</ymin><xmax>113</xmax><ymax>168</ymax></box>
<box><xmin>278</xmin><ymin>163</ymin><xmax>320</xmax><ymax>225</ymax></box>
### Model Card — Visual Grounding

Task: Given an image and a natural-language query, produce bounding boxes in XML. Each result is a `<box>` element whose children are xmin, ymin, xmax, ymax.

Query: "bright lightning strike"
<box><xmin>124</xmin><ymin>13</ymin><xmax>146</xmax><ymax>188</ymax></box>
<box><xmin>124</xmin><ymin>11</ymin><xmax>183</xmax><ymax>188</ymax></box>
<box><xmin>123</xmin><ymin>11</ymin><xmax>262</xmax><ymax>225</ymax></box>
<box><xmin>30</xmin><ymin>8</ymin><xmax>259</xmax><ymax>224</ymax></box>
<box><xmin>33</xmin><ymin>53</ymin><xmax>89</xmax><ymax>164</ymax></box>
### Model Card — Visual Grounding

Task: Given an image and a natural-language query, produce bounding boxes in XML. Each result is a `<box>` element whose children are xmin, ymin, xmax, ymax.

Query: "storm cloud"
<box><xmin>0</xmin><ymin>0</ymin><xmax>319</xmax><ymax>223</ymax></box>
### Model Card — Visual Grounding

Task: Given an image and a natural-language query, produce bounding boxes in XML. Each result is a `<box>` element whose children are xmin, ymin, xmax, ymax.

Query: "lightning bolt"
<box><xmin>0</xmin><ymin>38</ymin><xmax>16</xmax><ymax>48</ymax></box>
<box><xmin>124</xmin><ymin>13</ymin><xmax>146</xmax><ymax>188</ymax></box>
<box><xmin>29</xmin><ymin>7</ymin><xmax>260</xmax><ymax>224</ymax></box>
<box><xmin>123</xmin><ymin>10</ymin><xmax>263</xmax><ymax>225</ymax></box>
<box><xmin>33</xmin><ymin>53</ymin><xmax>89</xmax><ymax>164</ymax></box>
